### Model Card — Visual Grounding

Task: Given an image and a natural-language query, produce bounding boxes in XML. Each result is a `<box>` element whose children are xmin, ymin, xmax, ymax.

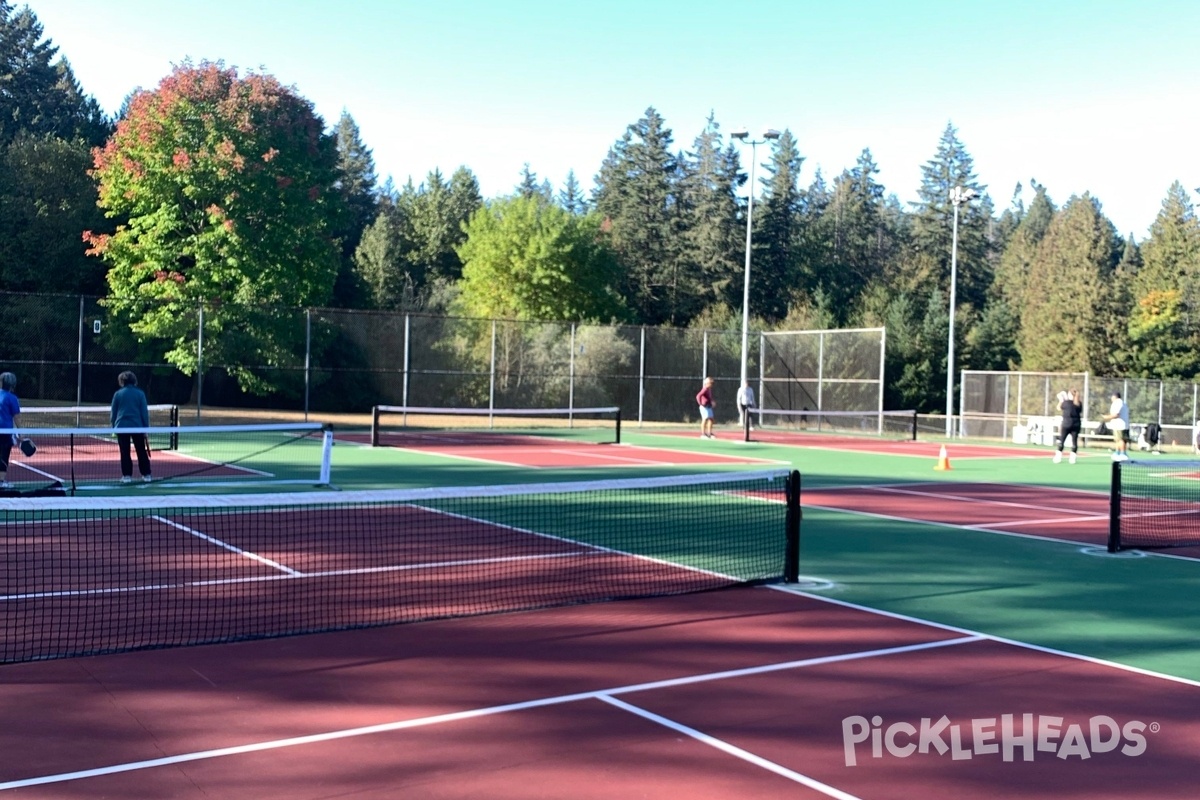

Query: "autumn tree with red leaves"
<box><xmin>86</xmin><ymin>61</ymin><xmax>344</xmax><ymax>394</ymax></box>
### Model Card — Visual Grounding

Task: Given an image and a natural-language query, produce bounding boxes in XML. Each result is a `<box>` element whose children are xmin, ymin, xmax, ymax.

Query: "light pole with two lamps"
<box><xmin>945</xmin><ymin>185</ymin><xmax>978</xmax><ymax>437</ymax></box>
<box><xmin>730</xmin><ymin>128</ymin><xmax>781</xmax><ymax>394</ymax></box>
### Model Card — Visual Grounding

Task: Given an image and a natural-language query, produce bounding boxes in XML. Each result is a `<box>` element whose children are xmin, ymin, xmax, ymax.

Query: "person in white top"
<box><xmin>736</xmin><ymin>381</ymin><xmax>756</xmax><ymax>430</ymax></box>
<box><xmin>1103</xmin><ymin>391</ymin><xmax>1131</xmax><ymax>461</ymax></box>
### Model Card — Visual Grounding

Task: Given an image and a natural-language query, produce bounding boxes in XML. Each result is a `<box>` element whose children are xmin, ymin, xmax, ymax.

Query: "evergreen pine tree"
<box><xmin>592</xmin><ymin>107</ymin><xmax>684</xmax><ymax>324</ymax></box>
<box><xmin>750</xmin><ymin>129</ymin><xmax>803</xmax><ymax>322</ymax></box>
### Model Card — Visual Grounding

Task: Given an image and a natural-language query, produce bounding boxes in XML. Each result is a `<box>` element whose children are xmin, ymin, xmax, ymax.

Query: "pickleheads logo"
<box><xmin>841</xmin><ymin>714</ymin><xmax>1154</xmax><ymax>766</ymax></box>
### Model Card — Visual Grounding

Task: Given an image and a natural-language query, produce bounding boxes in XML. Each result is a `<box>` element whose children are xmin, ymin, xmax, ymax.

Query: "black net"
<box><xmin>370</xmin><ymin>406</ymin><xmax>621</xmax><ymax>447</ymax></box>
<box><xmin>0</xmin><ymin>470</ymin><xmax>794</xmax><ymax>663</ymax></box>
<box><xmin>745</xmin><ymin>408</ymin><xmax>918</xmax><ymax>443</ymax></box>
<box><xmin>1</xmin><ymin>422</ymin><xmax>330</xmax><ymax>491</ymax></box>
<box><xmin>1109</xmin><ymin>459</ymin><xmax>1200</xmax><ymax>551</ymax></box>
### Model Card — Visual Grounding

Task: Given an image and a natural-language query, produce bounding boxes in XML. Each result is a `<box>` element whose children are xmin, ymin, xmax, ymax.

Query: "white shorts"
<box><xmin>699</xmin><ymin>406</ymin><xmax>714</xmax><ymax>420</ymax></box>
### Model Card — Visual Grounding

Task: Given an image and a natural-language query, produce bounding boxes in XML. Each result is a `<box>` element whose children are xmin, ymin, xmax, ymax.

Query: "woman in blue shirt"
<box><xmin>0</xmin><ymin>372</ymin><xmax>21</xmax><ymax>488</ymax></box>
<box><xmin>111</xmin><ymin>371</ymin><xmax>152</xmax><ymax>483</ymax></box>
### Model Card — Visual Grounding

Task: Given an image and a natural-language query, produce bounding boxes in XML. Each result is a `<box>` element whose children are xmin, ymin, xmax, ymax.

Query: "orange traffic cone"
<box><xmin>934</xmin><ymin>444</ymin><xmax>952</xmax><ymax>471</ymax></box>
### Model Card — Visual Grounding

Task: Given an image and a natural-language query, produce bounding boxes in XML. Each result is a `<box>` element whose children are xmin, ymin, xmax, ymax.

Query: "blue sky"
<box><xmin>27</xmin><ymin>0</ymin><xmax>1200</xmax><ymax>238</ymax></box>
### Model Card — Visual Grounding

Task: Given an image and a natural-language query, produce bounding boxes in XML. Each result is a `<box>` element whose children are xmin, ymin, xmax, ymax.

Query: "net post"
<box><xmin>784</xmin><ymin>470</ymin><xmax>802</xmax><ymax>582</ymax></box>
<box><xmin>744</xmin><ymin>408</ymin><xmax>752</xmax><ymax>443</ymax></box>
<box><xmin>169</xmin><ymin>405</ymin><xmax>179</xmax><ymax>450</ymax></box>
<box><xmin>614</xmin><ymin>407</ymin><xmax>621</xmax><ymax>444</ymax></box>
<box><xmin>910</xmin><ymin>410</ymin><xmax>919</xmax><ymax>442</ymax></box>
<box><xmin>319</xmin><ymin>425</ymin><xmax>333</xmax><ymax>485</ymax></box>
<box><xmin>370</xmin><ymin>406</ymin><xmax>380</xmax><ymax>447</ymax></box>
<box><xmin>1107</xmin><ymin>458</ymin><xmax>1122</xmax><ymax>552</ymax></box>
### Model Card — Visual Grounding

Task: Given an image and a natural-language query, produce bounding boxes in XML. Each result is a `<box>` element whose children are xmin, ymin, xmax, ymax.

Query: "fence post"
<box><xmin>638</xmin><ymin>326</ymin><xmax>646</xmax><ymax>426</ymax></box>
<box><xmin>489</xmin><ymin>319</ymin><xmax>497</xmax><ymax>421</ymax></box>
<box><xmin>76</xmin><ymin>296</ymin><xmax>84</xmax><ymax>405</ymax></box>
<box><xmin>304</xmin><ymin>308</ymin><xmax>311</xmax><ymax>421</ymax></box>
<box><xmin>817</xmin><ymin>331</ymin><xmax>825</xmax><ymax>412</ymax></box>
<box><xmin>569</xmin><ymin>323</ymin><xmax>576</xmax><ymax>412</ymax></box>
<box><xmin>402</xmin><ymin>314</ymin><xmax>410</xmax><ymax>407</ymax></box>
<box><xmin>878</xmin><ymin>328</ymin><xmax>886</xmax><ymax>436</ymax></box>
<box><xmin>196</xmin><ymin>305</ymin><xmax>204</xmax><ymax>420</ymax></box>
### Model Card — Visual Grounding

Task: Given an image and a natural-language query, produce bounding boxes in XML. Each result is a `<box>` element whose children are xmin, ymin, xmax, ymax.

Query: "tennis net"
<box><xmin>0</xmin><ymin>469</ymin><xmax>800</xmax><ymax>663</ymax></box>
<box><xmin>744</xmin><ymin>408</ymin><xmax>919</xmax><ymax>444</ymax></box>
<box><xmin>1108</xmin><ymin>459</ymin><xmax>1200</xmax><ymax>551</ymax></box>
<box><xmin>20</xmin><ymin>404</ymin><xmax>179</xmax><ymax>429</ymax></box>
<box><xmin>1</xmin><ymin>422</ymin><xmax>332</xmax><ymax>491</ymax></box>
<box><xmin>371</xmin><ymin>405</ymin><xmax>622</xmax><ymax>447</ymax></box>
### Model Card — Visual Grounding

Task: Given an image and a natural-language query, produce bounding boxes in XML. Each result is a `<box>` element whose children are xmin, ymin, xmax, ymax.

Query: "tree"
<box><xmin>515</xmin><ymin>163</ymin><xmax>551</xmax><ymax>202</ymax></box>
<box><xmin>808</xmin><ymin>149</ymin><xmax>896</xmax><ymax>322</ymax></box>
<box><xmin>992</xmin><ymin>180</ymin><xmax>1055</xmax><ymax>323</ymax></box>
<box><xmin>1121</xmin><ymin>182</ymin><xmax>1200</xmax><ymax>378</ymax></box>
<box><xmin>678</xmin><ymin>113</ymin><xmax>742</xmax><ymax>319</ymax></box>
<box><xmin>0</xmin><ymin>132</ymin><xmax>109</xmax><ymax>293</ymax></box>
<box><xmin>455</xmin><ymin>195</ymin><xmax>626</xmax><ymax>322</ymax></box>
<box><xmin>1018</xmin><ymin>194</ymin><xmax>1125</xmax><ymax>373</ymax></box>
<box><xmin>1135</xmin><ymin>181</ymin><xmax>1200</xmax><ymax>312</ymax></box>
<box><xmin>750</xmin><ymin>128</ymin><xmax>804</xmax><ymax>322</ymax></box>
<box><xmin>330</xmin><ymin>111</ymin><xmax>379</xmax><ymax>307</ymax></box>
<box><xmin>0</xmin><ymin>2</ymin><xmax>108</xmax><ymax>146</ymax></box>
<box><xmin>86</xmin><ymin>61</ymin><xmax>345</xmax><ymax>395</ymax></box>
<box><xmin>558</xmin><ymin>169</ymin><xmax>587</xmax><ymax>214</ymax></box>
<box><xmin>909</xmin><ymin>123</ymin><xmax>990</xmax><ymax>308</ymax></box>
<box><xmin>592</xmin><ymin>107</ymin><xmax>684</xmax><ymax>324</ymax></box>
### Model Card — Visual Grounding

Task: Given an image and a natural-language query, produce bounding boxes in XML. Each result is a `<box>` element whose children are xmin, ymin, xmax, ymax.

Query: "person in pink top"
<box><xmin>695</xmin><ymin>376</ymin><xmax>715</xmax><ymax>439</ymax></box>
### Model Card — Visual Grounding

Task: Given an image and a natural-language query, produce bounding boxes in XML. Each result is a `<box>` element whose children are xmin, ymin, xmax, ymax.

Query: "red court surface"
<box><xmin>1</xmin><ymin>587</ymin><xmax>1196</xmax><ymax>798</ymax></box>
<box><xmin>342</xmin><ymin>431</ymin><xmax>780</xmax><ymax>468</ymax></box>
<box><xmin>8</xmin><ymin>441</ymin><xmax>264</xmax><ymax>485</ymax></box>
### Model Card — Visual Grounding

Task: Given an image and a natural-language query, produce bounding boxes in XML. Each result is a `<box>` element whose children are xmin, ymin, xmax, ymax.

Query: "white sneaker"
<box><xmin>1053</xmin><ymin>451</ymin><xmax>1062</xmax><ymax>463</ymax></box>
<box><xmin>0</xmin><ymin>482</ymin><xmax>10</xmax><ymax>489</ymax></box>
<box><xmin>700</xmin><ymin>433</ymin><xmax>707</xmax><ymax>439</ymax></box>
<box><xmin>1069</xmin><ymin>452</ymin><xmax>1076</xmax><ymax>464</ymax></box>
<box><xmin>120</xmin><ymin>476</ymin><xmax>132</xmax><ymax>484</ymax></box>
<box><xmin>142</xmin><ymin>475</ymin><xmax>152</xmax><ymax>483</ymax></box>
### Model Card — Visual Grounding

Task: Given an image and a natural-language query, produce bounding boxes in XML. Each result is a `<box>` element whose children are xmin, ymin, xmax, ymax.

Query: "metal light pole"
<box><xmin>731</xmin><ymin>128</ymin><xmax>780</xmax><ymax>388</ymax></box>
<box><xmin>945</xmin><ymin>185</ymin><xmax>977</xmax><ymax>437</ymax></box>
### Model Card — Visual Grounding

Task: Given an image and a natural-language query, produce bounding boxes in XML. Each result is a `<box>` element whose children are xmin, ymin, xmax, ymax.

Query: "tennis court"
<box><xmin>2</xmin><ymin>413</ymin><xmax>1199</xmax><ymax>796</ymax></box>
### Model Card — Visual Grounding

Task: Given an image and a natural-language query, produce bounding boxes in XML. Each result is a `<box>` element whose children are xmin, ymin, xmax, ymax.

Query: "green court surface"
<box><xmin>325</xmin><ymin>428</ymin><xmax>1200</xmax><ymax>684</ymax></box>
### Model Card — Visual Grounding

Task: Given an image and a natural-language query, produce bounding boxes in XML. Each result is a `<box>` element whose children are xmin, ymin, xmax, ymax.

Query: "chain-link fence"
<box><xmin>961</xmin><ymin>370</ymin><xmax>1200</xmax><ymax>444</ymax></box>
<box><xmin>0</xmin><ymin>292</ymin><xmax>887</xmax><ymax>425</ymax></box>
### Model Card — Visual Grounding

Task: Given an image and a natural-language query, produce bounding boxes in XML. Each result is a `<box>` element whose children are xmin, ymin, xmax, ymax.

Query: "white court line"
<box><xmin>597</xmin><ymin>695</ymin><xmax>862</xmax><ymax>800</ymax></box>
<box><xmin>771</xmin><ymin>584</ymin><xmax>1200</xmax><ymax>689</ymax></box>
<box><xmin>151</xmin><ymin>516</ymin><xmax>302</xmax><ymax>576</ymax></box>
<box><xmin>0</xmin><ymin>635</ymin><xmax>980</xmax><ymax>791</ymax></box>
<box><xmin>12</xmin><ymin>461</ymin><xmax>66</xmax><ymax>482</ymax></box>
<box><xmin>0</xmin><ymin>551</ymin><xmax>588</xmax><ymax>602</ymax></box>
<box><xmin>866</xmin><ymin>484</ymin><xmax>1100</xmax><ymax>517</ymax></box>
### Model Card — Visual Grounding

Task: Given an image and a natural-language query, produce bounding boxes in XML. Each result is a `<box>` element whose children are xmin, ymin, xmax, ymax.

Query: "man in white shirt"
<box><xmin>1103</xmin><ymin>391</ymin><xmax>1130</xmax><ymax>461</ymax></box>
<box><xmin>736</xmin><ymin>381</ymin><xmax>756</xmax><ymax>431</ymax></box>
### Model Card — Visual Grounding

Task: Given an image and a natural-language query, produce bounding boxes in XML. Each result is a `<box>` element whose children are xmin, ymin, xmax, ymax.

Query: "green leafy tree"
<box><xmin>1135</xmin><ymin>181</ymin><xmax>1200</xmax><ymax>312</ymax></box>
<box><xmin>0</xmin><ymin>132</ymin><xmax>109</xmax><ymax>293</ymax></box>
<box><xmin>1018</xmin><ymin>194</ymin><xmax>1125</xmax><ymax>373</ymax></box>
<box><xmin>86</xmin><ymin>61</ymin><xmax>345</xmax><ymax>394</ymax></box>
<box><xmin>455</xmin><ymin>195</ymin><xmax>626</xmax><ymax>322</ymax></box>
<box><xmin>1126</xmin><ymin>289</ymin><xmax>1200</xmax><ymax>378</ymax></box>
<box><xmin>993</xmin><ymin>180</ymin><xmax>1055</xmax><ymax>324</ymax></box>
